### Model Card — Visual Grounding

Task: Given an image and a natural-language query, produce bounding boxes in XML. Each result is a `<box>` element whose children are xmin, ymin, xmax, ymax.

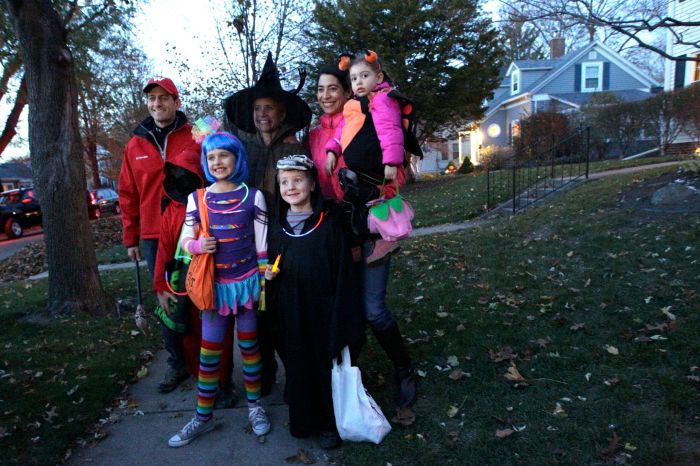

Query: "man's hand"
<box><xmin>325</xmin><ymin>152</ymin><xmax>337</xmax><ymax>176</ymax></box>
<box><xmin>200</xmin><ymin>236</ymin><xmax>217</xmax><ymax>254</ymax></box>
<box><xmin>127</xmin><ymin>246</ymin><xmax>141</xmax><ymax>262</ymax></box>
<box><xmin>157</xmin><ymin>291</ymin><xmax>177</xmax><ymax>314</ymax></box>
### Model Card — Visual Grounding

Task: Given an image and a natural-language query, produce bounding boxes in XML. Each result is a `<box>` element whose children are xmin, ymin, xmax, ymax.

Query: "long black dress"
<box><xmin>266</xmin><ymin>201</ymin><xmax>365</xmax><ymax>438</ymax></box>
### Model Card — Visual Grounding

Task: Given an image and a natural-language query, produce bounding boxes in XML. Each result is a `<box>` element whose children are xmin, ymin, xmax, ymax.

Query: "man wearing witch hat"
<box><xmin>223</xmin><ymin>53</ymin><xmax>312</xmax><ymax>395</ymax></box>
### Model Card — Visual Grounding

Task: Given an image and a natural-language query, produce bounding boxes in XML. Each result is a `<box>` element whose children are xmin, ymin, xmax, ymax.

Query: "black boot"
<box><xmin>372</xmin><ymin>322</ymin><xmax>417</xmax><ymax>407</ymax></box>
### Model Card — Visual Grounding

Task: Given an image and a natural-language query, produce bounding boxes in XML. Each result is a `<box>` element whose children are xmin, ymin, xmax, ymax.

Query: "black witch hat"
<box><xmin>223</xmin><ymin>52</ymin><xmax>312</xmax><ymax>134</ymax></box>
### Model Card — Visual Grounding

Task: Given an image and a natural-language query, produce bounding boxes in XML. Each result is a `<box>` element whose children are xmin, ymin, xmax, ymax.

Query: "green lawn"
<box><xmin>1</xmin><ymin>163</ymin><xmax>698</xmax><ymax>464</ymax></box>
<box><xmin>406</xmin><ymin>154</ymin><xmax>693</xmax><ymax>228</ymax></box>
<box><xmin>0</xmin><ymin>271</ymin><xmax>160</xmax><ymax>465</ymax></box>
<box><xmin>341</xmin><ymin>164</ymin><xmax>700</xmax><ymax>464</ymax></box>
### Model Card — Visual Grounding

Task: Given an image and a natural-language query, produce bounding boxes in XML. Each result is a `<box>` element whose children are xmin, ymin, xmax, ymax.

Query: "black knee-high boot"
<box><xmin>372</xmin><ymin>322</ymin><xmax>417</xmax><ymax>407</ymax></box>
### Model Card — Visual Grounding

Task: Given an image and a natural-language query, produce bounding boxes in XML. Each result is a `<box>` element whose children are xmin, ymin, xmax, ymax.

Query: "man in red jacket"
<box><xmin>118</xmin><ymin>76</ymin><xmax>201</xmax><ymax>393</ymax></box>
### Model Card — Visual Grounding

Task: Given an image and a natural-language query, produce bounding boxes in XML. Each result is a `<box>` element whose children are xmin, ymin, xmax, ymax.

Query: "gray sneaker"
<box><xmin>168</xmin><ymin>417</ymin><xmax>215</xmax><ymax>447</ymax></box>
<box><xmin>157</xmin><ymin>367</ymin><xmax>189</xmax><ymax>394</ymax></box>
<box><xmin>248</xmin><ymin>405</ymin><xmax>271</xmax><ymax>436</ymax></box>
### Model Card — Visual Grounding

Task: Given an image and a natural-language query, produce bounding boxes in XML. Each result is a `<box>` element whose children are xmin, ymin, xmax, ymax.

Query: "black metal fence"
<box><xmin>486</xmin><ymin>127</ymin><xmax>591</xmax><ymax>213</ymax></box>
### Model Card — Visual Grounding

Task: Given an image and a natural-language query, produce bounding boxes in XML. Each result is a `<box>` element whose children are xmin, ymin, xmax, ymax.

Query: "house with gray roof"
<box><xmin>461</xmin><ymin>40</ymin><xmax>660</xmax><ymax>165</ymax></box>
<box><xmin>0</xmin><ymin>161</ymin><xmax>33</xmax><ymax>191</ymax></box>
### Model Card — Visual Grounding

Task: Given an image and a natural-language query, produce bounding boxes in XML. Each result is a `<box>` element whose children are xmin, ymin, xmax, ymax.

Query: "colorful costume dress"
<box><xmin>180</xmin><ymin>184</ymin><xmax>268</xmax><ymax>421</ymax></box>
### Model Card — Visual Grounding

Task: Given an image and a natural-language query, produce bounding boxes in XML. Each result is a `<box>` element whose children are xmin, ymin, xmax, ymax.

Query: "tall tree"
<box><xmin>502</xmin><ymin>0</ymin><xmax>700</xmax><ymax>61</ymax></box>
<box><xmin>4</xmin><ymin>0</ymin><xmax>118</xmax><ymax>314</ymax></box>
<box><xmin>308</xmin><ymin>0</ymin><xmax>503</xmax><ymax>141</ymax></box>
<box><xmin>168</xmin><ymin>0</ymin><xmax>312</xmax><ymax>118</ymax></box>
<box><xmin>498</xmin><ymin>7</ymin><xmax>547</xmax><ymax>62</ymax></box>
<box><xmin>0</xmin><ymin>2</ymin><xmax>137</xmax><ymax>160</ymax></box>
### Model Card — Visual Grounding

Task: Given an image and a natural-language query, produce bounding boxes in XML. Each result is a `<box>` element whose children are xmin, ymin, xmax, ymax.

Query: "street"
<box><xmin>0</xmin><ymin>227</ymin><xmax>44</xmax><ymax>261</ymax></box>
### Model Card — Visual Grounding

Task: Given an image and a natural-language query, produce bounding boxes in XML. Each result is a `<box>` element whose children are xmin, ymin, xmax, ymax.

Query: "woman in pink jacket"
<box><xmin>322</xmin><ymin>51</ymin><xmax>417</xmax><ymax>413</ymax></box>
<box><xmin>308</xmin><ymin>64</ymin><xmax>352</xmax><ymax>201</ymax></box>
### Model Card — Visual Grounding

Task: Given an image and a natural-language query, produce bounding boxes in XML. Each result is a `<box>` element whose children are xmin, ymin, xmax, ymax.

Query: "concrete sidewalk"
<box><xmin>67</xmin><ymin>347</ymin><xmax>335</xmax><ymax>466</ymax></box>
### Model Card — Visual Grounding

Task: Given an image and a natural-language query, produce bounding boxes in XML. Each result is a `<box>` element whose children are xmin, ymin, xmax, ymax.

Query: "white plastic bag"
<box><xmin>331</xmin><ymin>346</ymin><xmax>391</xmax><ymax>444</ymax></box>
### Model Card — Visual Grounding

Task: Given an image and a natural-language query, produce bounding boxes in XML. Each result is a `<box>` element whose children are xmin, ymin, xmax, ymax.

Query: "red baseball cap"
<box><xmin>143</xmin><ymin>77</ymin><xmax>179</xmax><ymax>99</ymax></box>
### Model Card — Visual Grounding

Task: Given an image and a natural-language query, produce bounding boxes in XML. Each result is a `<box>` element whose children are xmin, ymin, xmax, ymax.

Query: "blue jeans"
<box><xmin>143</xmin><ymin>238</ymin><xmax>185</xmax><ymax>371</ymax></box>
<box><xmin>362</xmin><ymin>239</ymin><xmax>396</xmax><ymax>331</ymax></box>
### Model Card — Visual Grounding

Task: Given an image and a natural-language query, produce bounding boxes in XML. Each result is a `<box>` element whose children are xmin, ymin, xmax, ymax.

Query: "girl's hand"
<box><xmin>384</xmin><ymin>165</ymin><xmax>397</xmax><ymax>181</ymax></box>
<box><xmin>325</xmin><ymin>152</ymin><xmax>336</xmax><ymax>176</ymax></box>
<box><xmin>264</xmin><ymin>264</ymin><xmax>279</xmax><ymax>281</ymax></box>
<box><xmin>200</xmin><ymin>236</ymin><xmax>217</xmax><ymax>254</ymax></box>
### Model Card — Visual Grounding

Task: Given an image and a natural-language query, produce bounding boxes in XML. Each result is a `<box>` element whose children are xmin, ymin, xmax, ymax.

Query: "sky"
<box><xmin>1</xmin><ymin>0</ymin><xmax>499</xmax><ymax>161</ymax></box>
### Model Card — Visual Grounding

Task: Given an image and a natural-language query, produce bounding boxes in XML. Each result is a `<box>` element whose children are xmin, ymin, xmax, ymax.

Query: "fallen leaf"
<box><xmin>436</xmin><ymin>312</ymin><xmax>449</xmax><ymax>318</ymax></box>
<box><xmin>661</xmin><ymin>306</ymin><xmax>676</xmax><ymax>321</ymax></box>
<box><xmin>136</xmin><ymin>366</ymin><xmax>148</xmax><ymax>379</ymax></box>
<box><xmin>43</xmin><ymin>406</ymin><xmax>58</xmax><ymax>423</ymax></box>
<box><xmin>392</xmin><ymin>407</ymin><xmax>416</xmax><ymax>426</ymax></box>
<box><xmin>504</xmin><ymin>363</ymin><xmax>526</xmax><ymax>382</ymax></box>
<box><xmin>456</xmin><ymin>324</ymin><xmax>466</xmax><ymax>332</ymax></box>
<box><xmin>495</xmin><ymin>428</ymin><xmax>514</xmax><ymax>439</ymax></box>
<box><xmin>552</xmin><ymin>402</ymin><xmax>567</xmax><ymax>417</ymax></box>
<box><xmin>416</xmin><ymin>370</ymin><xmax>427</xmax><ymax>377</ymax></box>
<box><xmin>448</xmin><ymin>369</ymin><xmax>470</xmax><ymax>381</ymax></box>
<box><xmin>447</xmin><ymin>405</ymin><xmax>459</xmax><ymax>418</ymax></box>
<box><xmin>624</xmin><ymin>443</ymin><xmax>637</xmax><ymax>452</ymax></box>
<box><xmin>604</xmin><ymin>345</ymin><xmax>619</xmax><ymax>355</ymax></box>
<box><xmin>570</xmin><ymin>323</ymin><xmax>585</xmax><ymax>331</ymax></box>
<box><xmin>490</xmin><ymin>346</ymin><xmax>518</xmax><ymax>362</ymax></box>
<box><xmin>285</xmin><ymin>448</ymin><xmax>316</xmax><ymax>464</ymax></box>
<box><xmin>446</xmin><ymin>355</ymin><xmax>459</xmax><ymax>367</ymax></box>
<box><xmin>604</xmin><ymin>377</ymin><xmax>621</xmax><ymax>387</ymax></box>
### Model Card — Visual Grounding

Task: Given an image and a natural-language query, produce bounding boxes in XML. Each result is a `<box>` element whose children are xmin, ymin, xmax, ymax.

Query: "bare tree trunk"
<box><xmin>5</xmin><ymin>0</ymin><xmax>110</xmax><ymax>315</ymax></box>
<box><xmin>0</xmin><ymin>76</ymin><xmax>26</xmax><ymax>156</ymax></box>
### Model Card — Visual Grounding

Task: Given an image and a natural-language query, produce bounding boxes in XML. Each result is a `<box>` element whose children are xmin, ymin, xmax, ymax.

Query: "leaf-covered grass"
<box><xmin>95</xmin><ymin>244</ymin><xmax>128</xmax><ymax>264</ymax></box>
<box><xmin>406</xmin><ymin>154</ymin><xmax>692</xmax><ymax>228</ymax></box>
<box><xmin>341</xmin><ymin>165</ymin><xmax>700</xmax><ymax>465</ymax></box>
<box><xmin>0</xmin><ymin>271</ymin><xmax>159</xmax><ymax>465</ymax></box>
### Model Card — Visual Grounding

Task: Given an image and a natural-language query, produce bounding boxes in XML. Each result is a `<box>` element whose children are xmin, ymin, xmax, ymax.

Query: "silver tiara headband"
<box><xmin>276</xmin><ymin>154</ymin><xmax>315</xmax><ymax>171</ymax></box>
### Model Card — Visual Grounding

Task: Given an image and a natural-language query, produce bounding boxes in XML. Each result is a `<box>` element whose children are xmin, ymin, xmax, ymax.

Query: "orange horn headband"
<box><xmin>338</xmin><ymin>53</ymin><xmax>351</xmax><ymax>71</ymax></box>
<box><xmin>365</xmin><ymin>50</ymin><xmax>378</xmax><ymax>63</ymax></box>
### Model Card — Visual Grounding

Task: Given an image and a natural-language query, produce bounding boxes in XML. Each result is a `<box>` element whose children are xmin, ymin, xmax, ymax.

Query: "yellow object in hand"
<box><xmin>271</xmin><ymin>254</ymin><xmax>281</xmax><ymax>273</ymax></box>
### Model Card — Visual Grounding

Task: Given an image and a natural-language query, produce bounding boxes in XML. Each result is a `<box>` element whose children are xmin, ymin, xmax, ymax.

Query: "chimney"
<box><xmin>550</xmin><ymin>37</ymin><xmax>565</xmax><ymax>59</ymax></box>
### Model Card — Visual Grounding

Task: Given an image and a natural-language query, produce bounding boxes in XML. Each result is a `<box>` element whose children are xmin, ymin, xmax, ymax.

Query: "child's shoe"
<box><xmin>168</xmin><ymin>416</ymin><xmax>215</xmax><ymax>447</ymax></box>
<box><xmin>248</xmin><ymin>404</ymin><xmax>271</xmax><ymax>435</ymax></box>
<box><xmin>366</xmin><ymin>239</ymin><xmax>400</xmax><ymax>265</ymax></box>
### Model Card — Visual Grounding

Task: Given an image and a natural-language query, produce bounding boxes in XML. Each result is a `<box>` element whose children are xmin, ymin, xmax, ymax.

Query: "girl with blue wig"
<box><xmin>169</xmin><ymin>131</ymin><xmax>272</xmax><ymax>447</ymax></box>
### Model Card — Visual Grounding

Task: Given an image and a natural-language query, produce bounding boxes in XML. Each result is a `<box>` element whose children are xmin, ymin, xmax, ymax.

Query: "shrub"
<box><xmin>457</xmin><ymin>157</ymin><xmax>474</xmax><ymax>174</ymax></box>
<box><xmin>513</xmin><ymin>111</ymin><xmax>575</xmax><ymax>162</ymax></box>
<box><xmin>479</xmin><ymin>145</ymin><xmax>513</xmax><ymax>170</ymax></box>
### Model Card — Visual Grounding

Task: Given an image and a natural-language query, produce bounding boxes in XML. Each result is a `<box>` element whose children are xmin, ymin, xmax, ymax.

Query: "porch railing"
<box><xmin>486</xmin><ymin>127</ymin><xmax>591</xmax><ymax>213</ymax></box>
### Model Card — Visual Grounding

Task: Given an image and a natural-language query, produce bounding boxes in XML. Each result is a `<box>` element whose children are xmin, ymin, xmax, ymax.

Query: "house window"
<box><xmin>581</xmin><ymin>62</ymin><xmax>603</xmax><ymax>92</ymax></box>
<box><xmin>511</xmin><ymin>69</ymin><xmax>520</xmax><ymax>95</ymax></box>
<box><xmin>694</xmin><ymin>55</ymin><xmax>700</xmax><ymax>82</ymax></box>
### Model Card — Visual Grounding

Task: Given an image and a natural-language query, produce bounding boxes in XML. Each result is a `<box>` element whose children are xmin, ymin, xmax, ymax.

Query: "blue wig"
<box><xmin>201</xmin><ymin>132</ymin><xmax>249</xmax><ymax>184</ymax></box>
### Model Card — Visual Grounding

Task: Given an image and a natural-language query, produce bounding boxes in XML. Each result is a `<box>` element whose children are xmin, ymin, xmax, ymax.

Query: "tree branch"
<box><xmin>0</xmin><ymin>76</ymin><xmax>27</xmax><ymax>157</ymax></box>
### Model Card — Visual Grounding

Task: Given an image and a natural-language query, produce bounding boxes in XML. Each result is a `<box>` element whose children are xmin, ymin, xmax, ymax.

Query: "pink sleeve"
<box><xmin>371</xmin><ymin>93</ymin><xmax>404</xmax><ymax>166</ymax></box>
<box><xmin>324</xmin><ymin>119</ymin><xmax>345</xmax><ymax>156</ymax></box>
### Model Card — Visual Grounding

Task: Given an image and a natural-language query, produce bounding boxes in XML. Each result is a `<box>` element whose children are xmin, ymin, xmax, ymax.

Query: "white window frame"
<box><xmin>511</xmin><ymin>69</ymin><xmax>520</xmax><ymax>95</ymax></box>
<box><xmin>581</xmin><ymin>62</ymin><xmax>603</xmax><ymax>92</ymax></box>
